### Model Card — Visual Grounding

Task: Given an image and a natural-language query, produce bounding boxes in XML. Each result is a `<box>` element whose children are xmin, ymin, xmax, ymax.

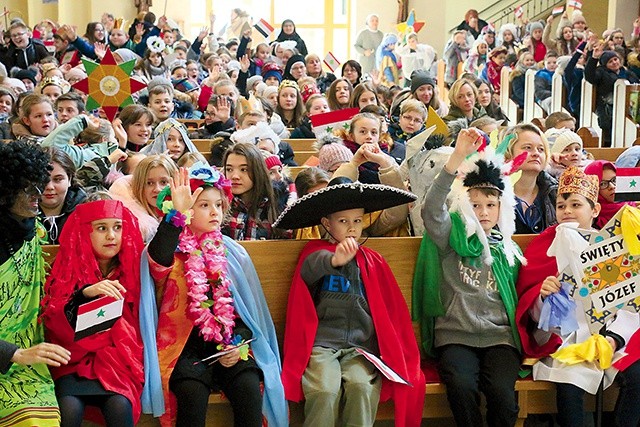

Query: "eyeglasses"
<box><xmin>401</xmin><ymin>115</ymin><xmax>424</xmax><ymax>125</ymax></box>
<box><xmin>10</xmin><ymin>32</ymin><xmax>27</xmax><ymax>39</ymax></box>
<box><xmin>600</xmin><ymin>177</ymin><xmax>616</xmax><ymax>189</ymax></box>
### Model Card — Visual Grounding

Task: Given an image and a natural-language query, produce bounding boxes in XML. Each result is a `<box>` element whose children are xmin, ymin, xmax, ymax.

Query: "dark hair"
<box><xmin>469</xmin><ymin>187</ymin><xmax>501</xmax><ymax>198</ymax></box>
<box><xmin>84</xmin><ymin>22</ymin><xmax>105</xmax><ymax>45</ymax></box>
<box><xmin>326</xmin><ymin>78</ymin><xmax>353</xmax><ymax>111</ymax></box>
<box><xmin>208</xmin><ymin>132</ymin><xmax>234</xmax><ymax>167</ymax></box>
<box><xmin>119</xmin><ymin>104</ymin><xmax>155</xmax><ymax>131</ymax></box>
<box><xmin>44</xmin><ymin>147</ymin><xmax>78</xmax><ymax>188</ymax></box>
<box><xmin>0</xmin><ymin>141</ymin><xmax>51</xmax><ymax>210</ymax></box>
<box><xmin>341</xmin><ymin>60</ymin><xmax>362</xmax><ymax>85</ymax></box>
<box><xmin>559</xmin><ymin>192</ymin><xmax>595</xmax><ymax>209</ymax></box>
<box><xmin>144</xmin><ymin>12</ymin><xmax>156</xmax><ymax>24</ymax></box>
<box><xmin>55</xmin><ymin>92</ymin><xmax>86</xmax><ymax>113</ymax></box>
<box><xmin>222</xmin><ymin>142</ymin><xmax>278</xmax><ymax>222</ymax></box>
<box><xmin>349</xmin><ymin>81</ymin><xmax>378</xmax><ymax>109</ymax></box>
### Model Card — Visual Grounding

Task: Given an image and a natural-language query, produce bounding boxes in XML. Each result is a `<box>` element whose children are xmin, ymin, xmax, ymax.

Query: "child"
<box><xmin>388</xmin><ymin>98</ymin><xmax>427</xmax><ymax>147</ymax></box>
<box><xmin>276</xmin><ymin>80</ymin><xmax>305</xmax><ymax>128</ymax></box>
<box><xmin>463</xmin><ymin>39</ymin><xmax>488</xmax><ymax>77</ymax></box>
<box><xmin>546</xmin><ymin>129</ymin><xmax>588</xmax><ymax>178</ymax></box>
<box><xmin>415</xmin><ymin>128</ymin><xmax>525</xmax><ymax>426</ymax></box>
<box><xmin>376</xmin><ymin>33</ymin><xmax>400</xmax><ymax>87</ymax></box>
<box><xmin>141</xmin><ymin>118</ymin><xmax>198</xmax><ymax>163</ymax></box>
<box><xmin>276</xmin><ymin>177</ymin><xmax>425</xmax><ymax>427</ymax></box>
<box><xmin>42</xmin><ymin>199</ymin><xmax>145</xmax><ymax>426</ymax></box>
<box><xmin>443</xmin><ymin>30</ymin><xmax>470</xmax><ymax>87</ymax></box>
<box><xmin>142</xmin><ymin>164</ymin><xmax>287</xmax><ymax>426</ymax></box>
<box><xmin>291</xmin><ymin>94</ymin><xmax>330</xmax><ymax>139</ymax></box>
<box><xmin>483</xmin><ymin>46</ymin><xmax>508</xmax><ymax>96</ymax></box>
<box><xmin>340</xmin><ymin>112</ymin><xmax>392</xmax><ymax>184</ymax></box>
<box><xmin>528</xmin><ymin>21</ymin><xmax>548</xmax><ymax>62</ymax></box>
<box><xmin>118</xmin><ymin>104</ymin><xmax>154</xmax><ymax>152</ymax></box>
<box><xmin>584</xmin><ymin>160</ymin><xmax>637</xmax><ymax>228</ymax></box>
<box><xmin>534</xmin><ymin>51</ymin><xmax>558</xmax><ymax>114</ymax></box>
<box><xmin>510</xmin><ymin>51</ymin><xmax>538</xmax><ymax>109</ymax></box>
<box><xmin>16</xmin><ymin>94</ymin><xmax>57</xmax><ymax>143</ymax></box>
<box><xmin>516</xmin><ymin>167</ymin><xmax>640</xmax><ymax>427</ymax></box>
<box><xmin>147</xmin><ymin>84</ymin><xmax>175</xmax><ymax>123</ymax></box>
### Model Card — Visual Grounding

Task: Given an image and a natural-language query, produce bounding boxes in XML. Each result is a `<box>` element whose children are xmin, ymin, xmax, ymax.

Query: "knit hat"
<box><xmin>572</xmin><ymin>11</ymin><xmax>586</xmax><ymax>25</ymax></box>
<box><xmin>599</xmin><ymin>51</ymin><xmax>618</xmax><ymax>67</ymax></box>
<box><xmin>261</xmin><ymin>62</ymin><xmax>283</xmax><ymax>83</ymax></box>
<box><xmin>173</xmin><ymin>78</ymin><xmax>199</xmax><ymax>93</ymax></box>
<box><xmin>550</xmin><ymin>130</ymin><xmax>583</xmax><ymax>154</ymax></box>
<box><xmin>529</xmin><ymin>21</ymin><xmax>544</xmax><ymax>33</ymax></box>
<box><xmin>261</xmin><ymin>85</ymin><xmax>278</xmax><ymax>100</ymax></box>
<box><xmin>169</xmin><ymin>59</ymin><xmax>187</xmax><ymax>74</ymax></box>
<box><xmin>265</xmin><ymin>154</ymin><xmax>282</xmax><ymax>170</ymax></box>
<box><xmin>317</xmin><ymin>139</ymin><xmax>354</xmax><ymax>172</ymax></box>
<box><xmin>227</xmin><ymin>60</ymin><xmax>241</xmax><ymax>72</ymax></box>
<box><xmin>147</xmin><ymin>76</ymin><xmax>173</xmax><ymax>93</ymax></box>
<box><xmin>15</xmin><ymin>69</ymin><xmax>37</xmax><ymax>86</ymax></box>
<box><xmin>247</xmin><ymin>75</ymin><xmax>263</xmax><ymax>92</ymax></box>
<box><xmin>557</xmin><ymin>166</ymin><xmax>599</xmax><ymax>205</ymax></box>
<box><xmin>113</xmin><ymin>48</ymin><xmax>140</xmax><ymax>64</ymax></box>
<box><xmin>410</xmin><ymin>70</ymin><xmax>436</xmax><ymax>94</ymax></box>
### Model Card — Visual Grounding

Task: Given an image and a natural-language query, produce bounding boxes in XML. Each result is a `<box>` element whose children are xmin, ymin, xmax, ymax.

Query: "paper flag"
<box><xmin>72</xmin><ymin>48</ymin><xmax>147</xmax><ymax>121</ymax></box>
<box><xmin>75</xmin><ymin>296</ymin><xmax>124</xmax><ymax>340</ymax></box>
<box><xmin>569</xmin><ymin>0</ymin><xmax>583</xmax><ymax>10</ymax></box>
<box><xmin>615</xmin><ymin>167</ymin><xmax>640</xmax><ymax>202</ymax></box>
<box><xmin>323</xmin><ymin>51</ymin><xmax>340</xmax><ymax>73</ymax></box>
<box><xmin>552</xmin><ymin>6</ymin><xmax>564</xmax><ymax>16</ymax></box>
<box><xmin>60</xmin><ymin>50</ymin><xmax>78</xmax><ymax>65</ymax></box>
<box><xmin>254</xmin><ymin>18</ymin><xmax>274</xmax><ymax>38</ymax></box>
<box><xmin>396</xmin><ymin>9</ymin><xmax>425</xmax><ymax>35</ymax></box>
<box><xmin>514</xmin><ymin>5</ymin><xmax>524</xmax><ymax>19</ymax></box>
<box><xmin>310</xmin><ymin>108</ymin><xmax>359</xmax><ymax>139</ymax></box>
<box><xmin>425</xmin><ymin>106</ymin><xmax>448</xmax><ymax>137</ymax></box>
<box><xmin>355</xmin><ymin>348</ymin><xmax>412</xmax><ymax>386</ymax></box>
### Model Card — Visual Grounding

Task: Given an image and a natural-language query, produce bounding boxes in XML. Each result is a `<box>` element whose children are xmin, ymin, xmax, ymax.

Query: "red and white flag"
<box><xmin>552</xmin><ymin>6</ymin><xmax>564</xmax><ymax>15</ymax></box>
<box><xmin>75</xmin><ymin>296</ymin><xmax>124</xmax><ymax>340</ymax></box>
<box><xmin>310</xmin><ymin>108</ymin><xmax>359</xmax><ymax>139</ymax></box>
<box><xmin>514</xmin><ymin>5</ymin><xmax>524</xmax><ymax>19</ymax></box>
<box><xmin>569</xmin><ymin>0</ymin><xmax>583</xmax><ymax>10</ymax></box>
<box><xmin>254</xmin><ymin>18</ymin><xmax>274</xmax><ymax>38</ymax></box>
<box><xmin>615</xmin><ymin>168</ymin><xmax>640</xmax><ymax>202</ymax></box>
<box><xmin>323</xmin><ymin>52</ymin><xmax>341</xmax><ymax>73</ymax></box>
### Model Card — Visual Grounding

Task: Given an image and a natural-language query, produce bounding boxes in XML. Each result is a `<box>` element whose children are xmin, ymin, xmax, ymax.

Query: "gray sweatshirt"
<box><xmin>422</xmin><ymin>167</ymin><xmax>516</xmax><ymax>349</ymax></box>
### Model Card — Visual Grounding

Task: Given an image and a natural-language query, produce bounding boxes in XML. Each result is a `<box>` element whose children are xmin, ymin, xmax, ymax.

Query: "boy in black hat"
<box><xmin>276</xmin><ymin>178</ymin><xmax>425</xmax><ymax>426</ymax></box>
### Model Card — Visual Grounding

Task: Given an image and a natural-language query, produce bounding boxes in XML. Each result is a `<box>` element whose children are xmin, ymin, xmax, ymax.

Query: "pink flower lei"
<box><xmin>178</xmin><ymin>226</ymin><xmax>236</xmax><ymax>344</ymax></box>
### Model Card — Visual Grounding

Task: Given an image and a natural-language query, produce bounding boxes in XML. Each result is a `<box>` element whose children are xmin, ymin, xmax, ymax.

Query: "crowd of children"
<box><xmin>1</xmin><ymin>3</ymin><xmax>640</xmax><ymax>427</ymax></box>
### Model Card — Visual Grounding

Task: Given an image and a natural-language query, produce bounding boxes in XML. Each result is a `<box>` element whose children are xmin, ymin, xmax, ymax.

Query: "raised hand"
<box><xmin>239</xmin><ymin>54</ymin><xmax>250</xmax><ymax>73</ymax></box>
<box><xmin>215</xmin><ymin>96</ymin><xmax>231</xmax><ymax>122</ymax></box>
<box><xmin>170</xmin><ymin>167</ymin><xmax>203</xmax><ymax>213</ymax></box>
<box><xmin>135</xmin><ymin>23</ymin><xmax>144</xmax><ymax>38</ymax></box>
<box><xmin>445</xmin><ymin>127</ymin><xmax>484</xmax><ymax>173</ymax></box>
<box><xmin>592</xmin><ymin>41</ymin><xmax>605</xmax><ymax>58</ymax></box>
<box><xmin>83</xmin><ymin>279</ymin><xmax>127</xmax><ymax>299</ymax></box>
<box><xmin>107</xmin><ymin>148</ymin><xmax>128</xmax><ymax>165</ymax></box>
<box><xmin>11</xmin><ymin>343</ymin><xmax>71</xmax><ymax>367</ymax></box>
<box><xmin>361</xmin><ymin>143</ymin><xmax>395</xmax><ymax>168</ymax></box>
<box><xmin>111</xmin><ymin>118</ymin><xmax>127</xmax><ymax>148</ymax></box>
<box><xmin>369</xmin><ymin>69</ymin><xmax>381</xmax><ymax>86</ymax></box>
<box><xmin>94</xmin><ymin>42</ymin><xmax>107</xmax><ymax>60</ymax></box>
<box><xmin>198</xmin><ymin>26</ymin><xmax>209</xmax><ymax>42</ymax></box>
<box><xmin>331</xmin><ymin>237</ymin><xmax>359</xmax><ymax>267</ymax></box>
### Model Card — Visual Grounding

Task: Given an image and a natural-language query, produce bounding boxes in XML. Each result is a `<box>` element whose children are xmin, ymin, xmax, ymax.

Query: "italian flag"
<box><xmin>310</xmin><ymin>108</ymin><xmax>360</xmax><ymax>139</ymax></box>
<box><xmin>615</xmin><ymin>167</ymin><xmax>640</xmax><ymax>202</ymax></box>
<box><xmin>75</xmin><ymin>296</ymin><xmax>124</xmax><ymax>341</ymax></box>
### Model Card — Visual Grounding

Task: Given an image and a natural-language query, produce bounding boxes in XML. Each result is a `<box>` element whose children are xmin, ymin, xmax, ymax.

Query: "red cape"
<box><xmin>281</xmin><ymin>240</ymin><xmax>425</xmax><ymax>426</ymax></box>
<box><xmin>515</xmin><ymin>225</ymin><xmax>563</xmax><ymax>358</ymax></box>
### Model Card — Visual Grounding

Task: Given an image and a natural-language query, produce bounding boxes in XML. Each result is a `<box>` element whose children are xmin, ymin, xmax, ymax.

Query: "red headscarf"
<box><xmin>584</xmin><ymin>160</ymin><xmax>636</xmax><ymax>229</ymax></box>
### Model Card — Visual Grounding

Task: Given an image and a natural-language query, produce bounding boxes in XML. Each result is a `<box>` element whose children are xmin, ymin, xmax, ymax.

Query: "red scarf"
<box><xmin>515</xmin><ymin>225</ymin><xmax>563</xmax><ymax>358</ymax></box>
<box><xmin>281</xmin><ymin>240</ymin><xmax>425</xmax><ymax>426</ymax></box>
<box><xmin>584</xmin><ymin>160</ymin><xmax>636</xmax><ymax>229</ymax></box>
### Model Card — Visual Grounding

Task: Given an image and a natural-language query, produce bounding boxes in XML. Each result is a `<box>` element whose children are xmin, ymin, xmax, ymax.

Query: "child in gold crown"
<box><xmin>517</xmin><ymin>166</ymin><xmax>640</xmax><ymax>426</ymax></box>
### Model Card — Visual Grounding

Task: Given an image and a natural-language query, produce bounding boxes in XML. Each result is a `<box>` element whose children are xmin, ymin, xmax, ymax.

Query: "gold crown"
<box><xmin>113</xmin><ymin>18</ymin><xmax>127</xmax><ymax>31</ymax></box>
<box><xmin>278</xmin><ymin>79</ymin><xmax>300</xmax><ymax>93</ymax></box>
<box><xmin>558</xmin><ymin>166</ymin><xmax>599</xmax><ymax>205</ymax></box>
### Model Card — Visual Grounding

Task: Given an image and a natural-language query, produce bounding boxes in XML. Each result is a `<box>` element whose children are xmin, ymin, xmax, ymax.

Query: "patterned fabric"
<box><xmin>0</xmin><ymin>232</ymin><xmax>60</xmax><ymax>426</ymax></box>
<box><xmin>222</xmin><ymin>197</ymin><xmax>274</xmax><ymax>241</ymax></box>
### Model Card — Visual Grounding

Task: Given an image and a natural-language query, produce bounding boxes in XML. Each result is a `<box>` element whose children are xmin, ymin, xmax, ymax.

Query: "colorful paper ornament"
<box><xmin>72</xmin><ymin>48</ymin><xmax>147</xmax><ymax>121</ymax></box>
<box><xmin>396</xmin><ymin>9</ymin><xmax>425</xmax><ymax>35</ymax></box>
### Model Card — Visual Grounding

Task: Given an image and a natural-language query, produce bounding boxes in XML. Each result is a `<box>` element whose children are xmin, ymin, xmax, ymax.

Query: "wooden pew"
<box><xmin>192</xmin><ymin>139</ymin><xmax>214</xmax><ymax>152</ymax></box>
<box><xmin>283</xmin><ymin>139</ymin><xmax>316</xmax><ymax>152</ymax></box>
<box><xmin>198</xmin><ymin>151</ymin><xmax>316</xmax><ymax>166</ymax></box>
<box><xmin>177</xmin><ymin>119</ymin><xmax>204</xmax><ymax>130</ymax></box>
<box><xmin>42</xmin><ymin>235</ymin><xmax>618</xmax><ymax>426</ymax></box>
<box><xmin>586</xmin><ymin>147</ymin><xmax>626</xmax><ymax>162</ymax></box>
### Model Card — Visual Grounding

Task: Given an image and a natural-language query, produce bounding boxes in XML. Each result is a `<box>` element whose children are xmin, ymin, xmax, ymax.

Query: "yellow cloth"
<box><xmin>620</xmin><ymin>205</ymin><xmax>640</xmax><ymax>256</ymax></box>
<box><xmin>551</xmin><ymin>334</ymin><xmax>614</xmax><ymax>370</ymax></box>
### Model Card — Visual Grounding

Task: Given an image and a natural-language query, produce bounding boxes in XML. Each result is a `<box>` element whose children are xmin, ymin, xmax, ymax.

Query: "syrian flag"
<box><xmin>615</xmin><ymin>168</ymin><xmax>640</xmax><ymax>202</ymax></box>
<box><xmin>323</xmin><ymin>52</ymin><xmax>341</xmax><ymax>73</ymax></box>
<box><xmin>254</xmin><ymin>19</ymin><xmax>274</xmax><ymax>38</ymax></box>
<box><xmin>552</xmin><ymin>6</ymin><xmax>564</xmax><ymax>15</ymax></box>
<box><xmin>514</xmin><ymin>5</ymin><xmax>524</xmax><ymax>19</ymax></box>
<box><xmin>310</xmin><ymin>108</ymin><xmax>360</xmax><ymax>139</ymax></box>
<box><xmin>75</xmin><ymin>296</ymin><xmax>124</xmax><ymax>340</ymax></box>
<box><xmin>569</xmin><ymin>0</ymin><xmax>583</xmax><ymax>9</ymax></box>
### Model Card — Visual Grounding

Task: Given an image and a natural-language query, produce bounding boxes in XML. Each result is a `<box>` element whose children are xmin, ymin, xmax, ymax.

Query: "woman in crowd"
<box><xmin>275</xmin><ymin>19</ymin><xmax>308</xmax><ymax>56</ymax></box>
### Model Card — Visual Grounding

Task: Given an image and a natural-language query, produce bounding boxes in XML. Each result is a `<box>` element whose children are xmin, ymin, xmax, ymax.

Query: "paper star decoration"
<box><xmin>396</xmin><ymin>9</ymin><xmax>425</xmax><ymax>35</ymax></box>
<box><xmin>72</xmin><ymin>48</ymin><xmax>146</xmax><ymax>121</ymax></box>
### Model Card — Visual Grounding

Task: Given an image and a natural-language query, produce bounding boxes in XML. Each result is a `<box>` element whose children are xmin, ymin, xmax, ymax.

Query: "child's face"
<box><xmin>166</xmin><ymin>128</ymin><xmax>186</xmax><ymax>160</ymax></box>
<box><xmin>126</xmin><ymin>116</ymin><xmax>152</xmax><ymax>145</ymax></box>
<box><xmin>560</xmin><ymin>143</ymin><xmax>582</xmax><ymax>167</ymax></box>
<box><xmin>511</xmin><ymin>131</ymin><xmax>546</xmax><ymax>172</ymax></box>
<box><xmin>335</xmin><ymin>81</ymin><xmax>351</xmax><ymax>105</ymax></box>
<box><xmin>225</xmin><ymin>153</ymin><xmax>254</xmax><ymax>198</ymax></box>
<box><xmin>267</xmin><ymin>91</ymin><xmax>278</xmax><ymax>107</ymax></box>
<box><xmin>556</xmin><ymin>194</ymin><xmax>600</xmax><ymax>229</ymax></box>
<box><xmin>532</xmin><ymin>28</ymin><xmax>543</xmax><ymax>40</ymax></box>
<box><xmin>41</xmin><ymin>162</ymin><xmax>70</xmax><ymax>212</ymax></box>
<box><xmin>257</xmin><ymin>138</ymin><xmax>277</xmax><ymax>154</ymax></box>
<box><xmin>90</xmin><ymin>218</ymin><xmax>123</xmax><ymax>262</ymax></box>
<box><xmin>172</xmin><ymin>67</ymin><xmax>187</xmax><ymax>80</ymax></box>
<box><xmin>208</xmin><ymin>58</ymin><xmax>223</xmax><ymax>73</ymax></box>
<box><xmin>282</xmin><ymin>50</ymin><xmax>293</xmax><ymax>64</ymax></box>
<box><xmin>187</xmin><ymin>63</ymin><xmax>199</xmax><ymax>79</ymax></box>
<box><xmin>494</xmin><ymin>53</ymin><xmax>506</xmax><ymax>67</ymax></box>
<box><xmin>265</xmin><ymin>76</ymin><xmax>280</xmax><ymax>87</ymax></box>
<box><xmin>562</xmin><ymin>27</ymin><xmax>574</xmax><ymax>41</ymax></box>
<box><xmin>43</xmin><ymin>85</ymin><xmax>63</xmax><ymax>103</ymax></box>
<box><xmin>190</xmin><ymin>187</ymin><xmax>225</xmax><ymax>236</ymax></box>
<box><xmin>522</xmin><ymin>54</ymin><xmax>536</xmax><ymax>67</ymax></box>
<box><xmin>24</xmin><ymin>102</ymin><xmax>55</xmax><ymax>136</ymax></box>
<box><xmin>0</xmin><ymin>95</ymin><xmax>13</xmax><ymax>115</ymax></box>
<box><xmin>503</xmin><ymin>31</ymin><xmax>513</xmax><ymax>43</ymax></box>
<box><xmin>144</xmin><ymin>166</ymin><xmax>171</xmax><ymax>208</ymax></box>
<box><xmin>56</xmin><ymin>100</ymin><xmax>80</xmax><ymax>124</ymax></box>
<box><xmin>414</xmin><ymin>84</ymin><xmax>433</xmax><ymax>105</ymax></box>
<box><xmin>149</xmin><ymin>92</ymin><xmax>174</xmax><ymax>121</ymax></box>
<box><xmin>321</xmin><ymin>208</ymin><xmax>365</xmax><ymax>243</ymax></box>
<box><xmin>309</xmin><ymin>97</ymin><xmax>330</xmax><ymax>115</ymax></box>
<box><xmin>600</xmin><ymin>167</ymin><xmax>617</xmax><ymax>203</ymax></box>
<box><xmin>149</xmin><ymin>52</ymin><xmax>163</xmax><ymax>67</ymax></box>
<box><xmin>351</xmin><ymin>117</ymin><xmax>380</xmax><ymax>146</ymax></box>
<box><xmin>215</xmin><ymin>84</ymin><xmax>238</xmax><ymax>104</ymax></box>
<box><xmin>257</xmin><ymin>45</ymin><xmax>270</xmax><ymax>61</ymax></box>
<box><xmin>278</xmin><ymin>87</ymin><xmax>298</xmax><ymax>111</ymax></box>
<box><xmin>163</xmin><ymin>32</ymin><xmax>175</xmax><ymax>45</ymax></box>
<box><xmin>476</xmin><ymin>83</ymin><xmax>492</xmax><ymax>107</ymax></box>
<box><xmin>175</xmin><ymin>50</ymin><xmax>187</xmax><ymax>60</ymax></box>
<box><xmin>268</xmin><ymin>165</ymin><xmax>283</xmax><ymax>182</ymax></box>
<box><xmin>468</xmin><ymin>189</ymin><xmax>500</xmax><ymax>235</ymax></box>
<box><xmin>109</xmin><ymin>29</ymin><xmax>129</xmax><ymax>47</ymax></box>
<box><xmin>477</xmin><ymin>43</ymin><xmax>488</xmax><ymax>55</ymax></box>
<box><xmin>399</xmin><ymin>110</ymin><xmax>424</xmax><ymax>134</ymax></box>
<box><xmin>357</xmin><ymin>90</ymin><xmax>377</xmax><ymax>109</ymax></box>
<box><xmin>545</xmin><ymin>57</ymin><xmax>558</xmax><ymax>72</ymax></box>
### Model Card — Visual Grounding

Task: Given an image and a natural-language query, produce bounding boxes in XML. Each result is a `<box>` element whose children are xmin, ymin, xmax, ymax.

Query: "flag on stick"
<box><xmin>254</xmin><ymin>18</ymin><xmax>274</xmax><ymax>38</ymax></box>
<box><xmin>323</xmin><ymin>52</ymin><xmax>341</xmax><ymax>73</ymax></box>
<box><xmin>569</xmin><ymin>0</ymin><xmax>583</xmax><ymax>10</ymax></box>
<box><xmin>552</xmin><ymin>6</ymin><xmax>564</xmax><ymax>15</ymax></box>
<box><xmin>75</xmin><ymin>296</ymin><xmax>124</xmax><ymax>340</ymax></box>
<box><xmin>310</xmin><ymin>108</ymin><xmax>359</xmax><ymax>139</ymax></box>
<box><xmin>615</xmin><ymin>168</ymin><xmax>640</xmax><ymax>201</ymax></box>
<box><xmin>514</xmin><ymin>5</ymin><xmax>524</xmax><ymax>19</ymax></box>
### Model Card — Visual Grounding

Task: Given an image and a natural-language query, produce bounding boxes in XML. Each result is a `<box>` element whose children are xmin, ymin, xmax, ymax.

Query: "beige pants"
<box><xmin>302</xmin><ymin>346</ymin><xmax>382</xmax><ymax>427</ymax></box>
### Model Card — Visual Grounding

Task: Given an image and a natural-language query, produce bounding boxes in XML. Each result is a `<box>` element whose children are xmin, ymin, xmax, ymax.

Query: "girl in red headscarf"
<box><xmin>41</xmin><ymin>199</ymin><xmax>145</xmax><ymax>427</ymax></box>
<box><xmin>584</xmin><ymin>160</ymin><xmax>637</xmax><ymax>229</ymax></box>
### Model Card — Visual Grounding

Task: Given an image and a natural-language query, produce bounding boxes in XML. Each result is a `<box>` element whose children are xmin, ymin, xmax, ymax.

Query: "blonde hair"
<box><xmin>131</xmin><ymin>154</ymin><xmax>178</xmax><ymax>216</ymax></box>
<box><xmin>503</xmin><ymin>123</ymin><xmax>550</xmax><ymax>168</ymax></box>
<box><xmin>448</xmin><ymin>78</ymin><xmax>478</xmax><ymax>108</ymax></box>
<box><xmin>20</xmin><ymin>94</ymin><xmax>53</xmax><ymax>119</ymax></box>
<box><xmin>79</xmin><ymin>118</ymin><xmax>112</xmax><ymax>144</ymax></box>
<box><xmin>399</xmin><ymin>98</ymin><xmax>428</xmax><ymax>119</ymax></box>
